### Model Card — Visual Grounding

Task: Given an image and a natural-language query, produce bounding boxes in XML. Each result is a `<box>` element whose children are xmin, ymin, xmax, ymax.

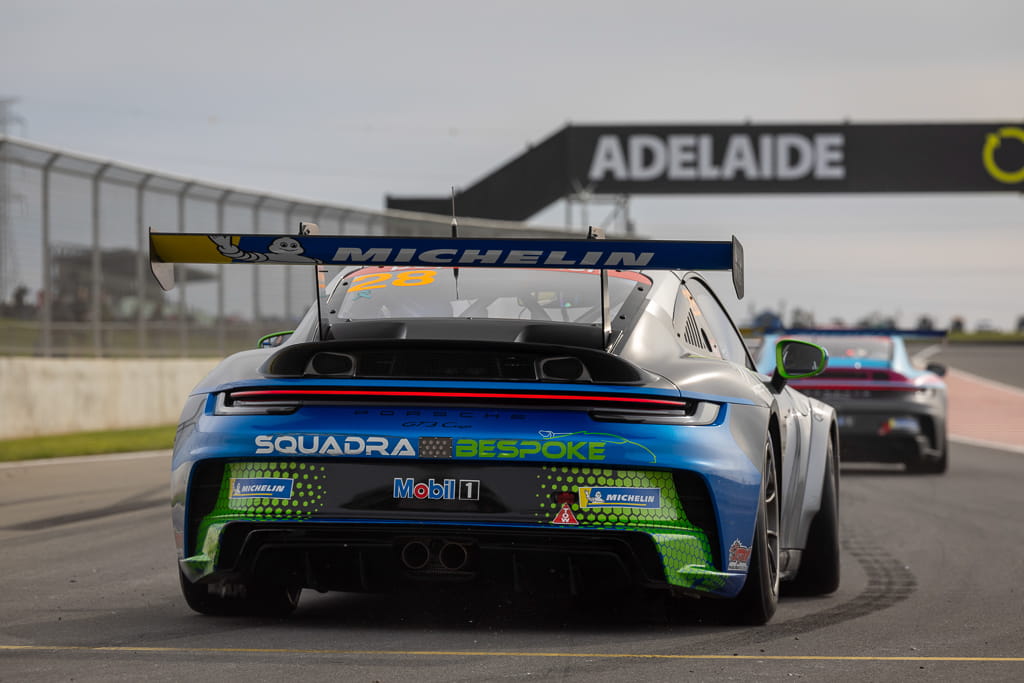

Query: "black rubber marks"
<box><xmin>742</xmin><ymin>526</ymin><xmax>917</xmax><ymax>644</ymax></box>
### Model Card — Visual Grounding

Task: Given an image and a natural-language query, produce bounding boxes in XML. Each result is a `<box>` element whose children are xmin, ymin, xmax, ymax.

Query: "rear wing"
<box><xmin>149</xmin><ymin>229</ymin><xmax>745</xmax><ymax>297</ymax></box>
<box><xmin>150</xmin><ymin>226</ymin><xmax>744</xmax><ymax>348</ymax></box>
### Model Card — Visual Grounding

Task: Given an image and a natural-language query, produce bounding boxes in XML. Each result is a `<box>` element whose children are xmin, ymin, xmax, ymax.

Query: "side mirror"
<box><xmin>772</xmin><ymin>339</ymin><xmax>828</xmax><ymax>391</ymax></box>
<box><xmin>258</xmin><ymin>330</ymin><xmax>294</xmax><ymax>349</ymax></box>
<box><xmin>925</xmin><ymin>361</ymin><xmax>947</xmax><ymax>377</ymax></box>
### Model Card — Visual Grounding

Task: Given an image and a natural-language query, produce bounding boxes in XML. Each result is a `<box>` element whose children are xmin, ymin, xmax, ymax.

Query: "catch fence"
<box><xmin>0</xmin><ymin>136</ymin><xmax>575</xmax><ymax>357</ymax></box>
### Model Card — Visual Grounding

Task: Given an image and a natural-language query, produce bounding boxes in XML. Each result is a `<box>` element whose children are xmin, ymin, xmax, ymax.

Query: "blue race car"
<box><xmin>152</xmin><ymin>227</ymin><xmax>839</xmax><ymax>624</ymax></box>
<box><xmin>757</xmin><ymin>330</ymin><xmax>948</xmax><ymax>474</ymax></box>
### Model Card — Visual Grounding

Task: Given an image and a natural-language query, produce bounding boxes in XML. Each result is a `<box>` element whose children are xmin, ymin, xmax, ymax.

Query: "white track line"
<box><xmin>948</xmin><ymin>435</ymin><xmax>1024</xmax><ymax>456</ymax></box>
<box><xmin>948</xmin><ymin>368</ymin><xmax>1024</xmax><ymax>397</ymax></box>
<box><xmin>910</xmin><ymin>348</ymin><xmax>1024</xmax><ymax>454</ymax></box>
<box><xmin>911</xmin><ymin>344</ymin><xmax>944</xmax><ymax>363</ymax></box>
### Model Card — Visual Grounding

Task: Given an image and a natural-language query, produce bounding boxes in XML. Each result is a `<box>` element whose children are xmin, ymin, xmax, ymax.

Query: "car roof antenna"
<box><xmin>450</xmin><ymin>187</ymin><xmax>459</xmax><ymax>239</ymax></box>
<box><xmin>299</xmin><ymin>221</ymin><xmax>328</xmax><ymax>341</ymax></box>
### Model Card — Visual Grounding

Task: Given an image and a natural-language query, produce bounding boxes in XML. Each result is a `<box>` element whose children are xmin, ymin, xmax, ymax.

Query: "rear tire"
<box><xmin>179</xmin><ymin>568</ymin><xmax>301</xmax><ymax>617</ymax></box>
<box><xmin>789</xmin><ymin>438</ymin><xmax>840</xmax><ymax>595</ymax></box>
<box><xmin>729</xmin><ymin>438</ymin><xmax>780</xmax><ymax>625</ymax></box>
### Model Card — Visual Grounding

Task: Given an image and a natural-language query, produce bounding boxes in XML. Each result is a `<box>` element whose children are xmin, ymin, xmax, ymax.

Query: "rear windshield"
<box><xmin>795</xmin><ymin>335</ymin><xmax>894</xmax><ymax>362</ymax></box>
<box><xmin>326</xmin><ymin>267</ymin><xmax>648</xmax><ymax>323</ymax></box>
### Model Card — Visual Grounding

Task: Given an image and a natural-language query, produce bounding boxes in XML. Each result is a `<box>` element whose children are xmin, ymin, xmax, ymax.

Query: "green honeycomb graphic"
<box><xmin>191</xmin><ymin>461</ymin><xmax>328</xmax><ymax>570</ymax></box>
<box><xmin>534</xmin><ymin>466</ymin><xmax>683</xmax><ymax>526</ymax></box>
<box><xmin>219</xmin><ymin>461</ymin><xmax>327</xmax><ymax>517</ymax></box>
<box><xmin>652</xmin><ymin>533</ymin><xmax>726</xmax><ymax>591</ymax></box>
<box><xmin>534</xmin><ymin>465</ymin><xmax>722</xmax><ymax>590</ymax></box>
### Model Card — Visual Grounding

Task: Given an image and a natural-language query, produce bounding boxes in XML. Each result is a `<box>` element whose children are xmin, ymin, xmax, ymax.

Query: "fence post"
<box><xmin>90</xmin><ymin>163</ymin><xmax>111</xmax><ymax>357</ymax></box>
<box><xmin>40</xmin><ymin>153</ymin><xmax>60</xmax><ymax>357</ymax></box>
<box><xmin>135</xmin><ymin>174</ymin><xmax>153</xmax><ymax>357</ymax></box>
<box><xmin>176</xmin><ymin>181</ymin><xmax>194</xmax><ymax>357</ymax></box>
<box><xmin>283</xmin><ymin>202</ymin><xmax>298</xmax><ymax>321</ymax></box>
<box><xmin>215</xmin><ymin>190</ymin><xmax>232</xmax><ymax>356</ymax></box>
<box><xmin>252</xmin><ymin>196</ymin><xmax>267</xmax><ymax>330</ymax></box>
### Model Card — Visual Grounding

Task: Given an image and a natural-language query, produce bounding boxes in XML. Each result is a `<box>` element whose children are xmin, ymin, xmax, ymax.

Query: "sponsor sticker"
<box><xmin>453</xmin><ymin>438</ymin><xmax>606</xmax><ymax>460</ymax></box>
<box><xmin>255</xmin><ymin>434</ymin><xmax>415</xmax><ymax>457</ymax></box>
<box><xmin>879</xmin><ymin>416</ymin><xmax>919</xmax><ymax>435</ymax></box>
<box><xmin>418</xmin><ymin>436</ymin><xmax>453</xmax><ymax>458</ymax></box>
<box><xmin>728</xmin><ymin>539</ymin><xmax>752</xmax><ymax>571</ymax></box>
<box><xmin>229</xmin><ymin>477</ymin><xmax>294</xmax><ymax>500</ymax></box>
<box><xmin>393</xmin><ymin>477</ymin><xmax>480</xmax><ymax>501</ymax></box>
<box><xmin>551</xmin><ymin>503</ymin><xmax>579</xmax><ymax>525</ymax></box>
<box><xmin>982</xmin><ymin>127</ymin><xmax>1024</xmax><ymax>184</ymax></box>
<box><xmin>578</xmin><ymin>486</ymin><xmax>661</xmax><ymax>509</ymax></box>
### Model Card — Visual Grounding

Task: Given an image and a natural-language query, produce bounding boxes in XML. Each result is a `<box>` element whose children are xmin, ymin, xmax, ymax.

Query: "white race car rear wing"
<box><xmin>149</xmin><ymin>227</ymin><xmax>744</xmax><ymax>295</ymax></box>
<box><xmin>150</xmin><ymin>225</ymin><xmax>744</xmax><ymax>346</ymax></box>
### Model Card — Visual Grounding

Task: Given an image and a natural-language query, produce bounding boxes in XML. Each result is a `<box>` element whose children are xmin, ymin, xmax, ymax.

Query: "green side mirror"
<box><xmin>258</xmin><ymin>330</ymin><xmax>294</xmax><ymax>349</ymax></box>
<box><xmin>775</xmin><ymin>339</ymin><xmax>828</xmax><ymax>380</ymax></box>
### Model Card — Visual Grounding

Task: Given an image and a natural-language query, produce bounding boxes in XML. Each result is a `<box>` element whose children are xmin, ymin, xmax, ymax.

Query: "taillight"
<box><xmin>214</xmin><ymin>392</ymin><xmax>298</xmax><ymax>416</ymax></box>
<box><xmin>590</xmin><ymin>401</ymin><xmax>721</xmax><ymax>426</ymax></box>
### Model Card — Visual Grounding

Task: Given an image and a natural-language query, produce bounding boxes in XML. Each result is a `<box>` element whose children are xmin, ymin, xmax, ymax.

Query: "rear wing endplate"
<box><xmin>149</xmin><ymin>229</ymin><xmax>745</xmax><ymax>298</ymax></box>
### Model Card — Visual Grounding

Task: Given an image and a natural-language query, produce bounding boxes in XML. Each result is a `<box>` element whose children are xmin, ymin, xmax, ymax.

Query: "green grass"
<box><xmin>947</xmin><ymin>331</ymin><xmax>1024</xmax><ymax>343</ymax></box>
<box><xmin>0</xmin><ymin>425</ymin><xmax>176</xmax><ymax>463</ymax></box>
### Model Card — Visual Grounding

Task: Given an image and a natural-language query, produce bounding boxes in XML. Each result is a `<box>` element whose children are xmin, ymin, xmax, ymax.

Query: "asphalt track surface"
<box><xmin>2</xmin><ymin>345</ymin><xmax>1023</xmax><ymax>682</ymax></box>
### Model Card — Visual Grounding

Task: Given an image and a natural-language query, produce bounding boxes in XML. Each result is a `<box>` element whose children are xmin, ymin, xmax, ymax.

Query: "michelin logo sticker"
<box><xmin>229</xmin><ymin>477</ymin><xmax>294</xmax><ymax>500</ymax></box>
<box><xmin>578</xmin><ymin>487</ymin><xmax>661</xmax><ymax>509</ymax></box>
<box><xmin>210</xmin><ymin>234</ymin><xmax>322</xmax><ymax>263</ymax></box>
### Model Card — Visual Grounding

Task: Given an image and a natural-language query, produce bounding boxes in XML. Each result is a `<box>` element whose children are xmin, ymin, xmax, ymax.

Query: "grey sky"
<box><xmin>3</xmin><ymin>0</ymin><xmax>1023</xmax><ymax>328</ymax></box>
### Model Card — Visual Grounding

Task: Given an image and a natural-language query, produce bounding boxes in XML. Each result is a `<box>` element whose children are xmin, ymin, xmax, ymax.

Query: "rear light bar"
<box><xmin>794</xmin><ymin>382</ymin><xmax>918</xmax><ymax>392</ymax></box>
<box><xmin>791</xmin><ymin>371</ymin><xmax>920</xmax><ymax>391</ymax></box>
<box><xmin>215</xmin><ymin>387</ymin><xmax>718</xmax><ymax>423</ymax></box>
<box><xmin>226</xmin><ymin>387</ymin><xmax>688</xmax><ymax>408</ymax></box>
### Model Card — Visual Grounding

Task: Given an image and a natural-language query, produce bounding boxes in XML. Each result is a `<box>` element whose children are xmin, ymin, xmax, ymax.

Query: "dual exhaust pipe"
<box><xmin>399</xmin><ymin>539</ymin><xmax>472</xmax><ymax>572</ymax></box>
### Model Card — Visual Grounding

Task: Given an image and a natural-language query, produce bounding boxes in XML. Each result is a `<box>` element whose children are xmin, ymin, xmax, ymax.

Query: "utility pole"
<box><xmin>0</xmin><ymin>97</ymin><xmax>26</xmax><ymax>302</ymax></box>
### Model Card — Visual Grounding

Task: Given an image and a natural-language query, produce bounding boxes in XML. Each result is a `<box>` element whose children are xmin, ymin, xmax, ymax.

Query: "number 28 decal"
<box><xmin>348</xmin><ymin>269</ymin><xmax>437</xmax><ymax>293</ymax></box>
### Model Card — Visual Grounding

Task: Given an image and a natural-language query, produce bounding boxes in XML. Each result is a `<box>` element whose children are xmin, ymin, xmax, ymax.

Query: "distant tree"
<box><xmin>916</xmin><ymin>315</ymin><xmax>935</xmax><ymax>331</ymax></box>
<box><xmin>856</xmin><ymin>312</ymin><xmax>896</xmax><ymax>329</ymax></box>
<box><xmin>1017</xmin><ymin>316</ymin><xmax>1024</xmax><ymax>334</ymax></box>
<box><xmin>789</xmin><ymin>307</ymin><xmax>815</xmax><ymax>329</ymax></box>
<box><xmin>751</xmin><ymin>310</ymin><xmax>784</xmax><ymax>331</ymax></box>
<box><xmin>950</xmin><ymin>317</ymin><xmax>965</xmax><ymax>333</ymax></box>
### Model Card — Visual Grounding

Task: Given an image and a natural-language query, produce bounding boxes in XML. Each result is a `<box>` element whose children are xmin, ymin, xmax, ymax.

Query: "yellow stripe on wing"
<box><xmin>150</xmin><ymin>233</ymin><xmax>234</xmax><ymax>264</ymax></box>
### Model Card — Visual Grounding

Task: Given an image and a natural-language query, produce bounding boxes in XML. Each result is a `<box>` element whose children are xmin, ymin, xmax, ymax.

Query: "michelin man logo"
<box><xmin>210</xmin><ymin>235</ymin><xmax>322</xmax><ymax>263</ymax></box>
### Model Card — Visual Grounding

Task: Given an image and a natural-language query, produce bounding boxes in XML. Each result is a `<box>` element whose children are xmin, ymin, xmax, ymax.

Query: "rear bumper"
<box><xmin>811</xmin><ymin>397</ymin><xmax>945</xmax><ymax>464</ymax></box>
<box><xmin>181</xmin><ymin>520</ymin><xmax>741</xmax><ymax>598</ymax></box>
<box><xmin>840</xmin><ymin>433</ymin><xmax>937</xmax><ymax>463</ymax></box>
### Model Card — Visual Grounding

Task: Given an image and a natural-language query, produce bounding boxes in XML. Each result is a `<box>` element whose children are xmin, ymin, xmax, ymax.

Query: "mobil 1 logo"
<box><xmin>393</xmin><ymin>477</ymin><xmax>480</xmax><ymax>501</ymax></box>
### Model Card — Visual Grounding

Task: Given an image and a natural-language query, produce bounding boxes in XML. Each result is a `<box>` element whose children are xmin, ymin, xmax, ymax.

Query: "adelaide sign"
<box><xmin>387</xmin><ymin>122</ymin><xmax>1024</xmax><ymax>221</ymax></box>
<box><xmin>571</xmin><ymin>123</ymin><xmax>1024</xmax><ymax>194</ymax></box>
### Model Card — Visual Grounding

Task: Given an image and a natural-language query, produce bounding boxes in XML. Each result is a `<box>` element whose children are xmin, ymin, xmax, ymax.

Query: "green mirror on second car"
<box><xmin>258</xmin><ymin>330</ymin><xmax>294</xmax><ymax>349</ymax></box>
<box><xmin>775</xmin><ymin>339</ymin><xmax>829</xmax><ymax>385</ymax></box>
